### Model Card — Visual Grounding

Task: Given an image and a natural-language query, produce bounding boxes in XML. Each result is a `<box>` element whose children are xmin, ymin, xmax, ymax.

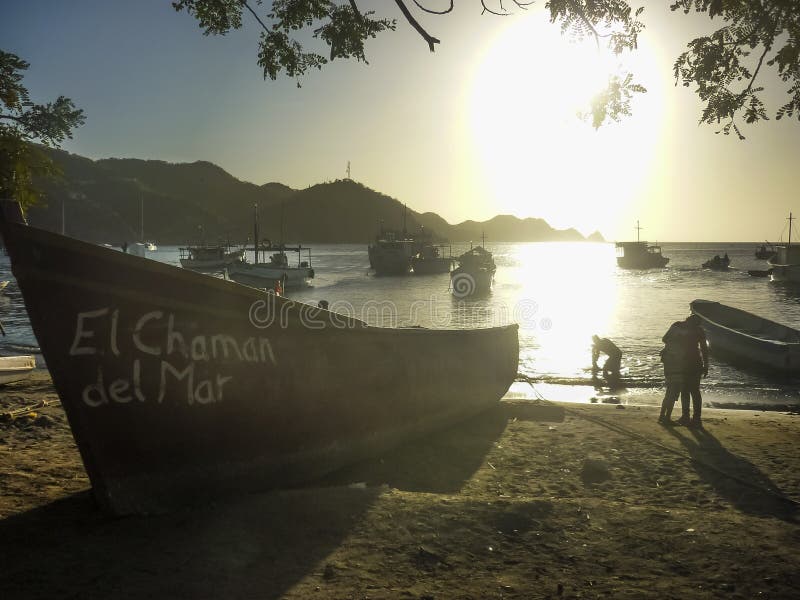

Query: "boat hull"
<box><xmin>0</xmin><ymin>355</ymin><xmax>36</xmax><ymax>385</ymax></box>
<box><xmin>412</xmin><ymin>257</ymin><xmax>453</xmax><ymax>275</ymax></box>
<box><xmin>616</xmin><ymin>256</ymin><xmax>669</xmax><ymax>269</ymax></box>
<box><xmin>179</xmin><ymin>257</ymin><xmax>243</xmax><ymax>272</ymax></box>
<box><xmin>227</xmin><ymin>262</ymin><xmax>313</xmax><ymax>289</ymax></box>
<box><xmin>0</xmin><ymin>206</ymin><xmax>519</xmax><ymax>514</ymax></box>
<box><xmin>768</xmin><ymin>263</ymin><xmax>800</xmax><ymax>283</ymax></box>
<box><xmin>690</xmin><ymin>299</ymin><xmax>800</xmax><ymax>374</ymax></box>
<box><xmin>451</xmin><ymin>267</ymin><xmax>494</xmax><ymax>296</ymax></box>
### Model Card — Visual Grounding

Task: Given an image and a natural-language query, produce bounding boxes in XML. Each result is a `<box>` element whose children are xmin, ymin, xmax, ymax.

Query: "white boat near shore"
<box><xmin>690</xmin><ymin>299</ymin><xmax>800</xmax><ymax>374</ymax></box>
<box><xmin>767</xmin><ymin>212</ymin><xmax>800</xmax><ymax>283</ymax></box>
<box><xmin>0</xmin><ymin>355</ymin><xmax>36</xmax><ymax>385</ymax></box>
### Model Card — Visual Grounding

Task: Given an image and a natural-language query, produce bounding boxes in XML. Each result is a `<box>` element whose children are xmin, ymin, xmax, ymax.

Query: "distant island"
<box><xmin>29</xmin><ymin>149</ymin><xmax>605</xmax><ymax>245</ymax></box>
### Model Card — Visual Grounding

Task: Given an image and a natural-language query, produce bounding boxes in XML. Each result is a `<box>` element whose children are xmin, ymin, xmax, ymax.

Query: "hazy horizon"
<box><xmin>4</xmin><ymin>1</ymin><xmax>799</xmax><ymax>242</ymax></box>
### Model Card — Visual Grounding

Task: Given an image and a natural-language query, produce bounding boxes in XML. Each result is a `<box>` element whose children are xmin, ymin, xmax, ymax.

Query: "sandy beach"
<box><xmin>1</xmin><ymin>371</ymin><xmax>799</xmax><ymax>599</ymax></box>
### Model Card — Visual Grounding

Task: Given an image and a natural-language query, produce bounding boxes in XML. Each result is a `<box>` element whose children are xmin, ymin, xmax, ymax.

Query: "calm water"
<box><xmin>2</xmin><ymin>242</ymin><xmax>799</xmax><ymax>407</ymax></box>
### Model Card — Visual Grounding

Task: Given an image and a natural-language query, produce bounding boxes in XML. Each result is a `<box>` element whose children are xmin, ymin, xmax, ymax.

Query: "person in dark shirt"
<box><xmin>659</xmin><ymin>320</ymin><xmax>688</xmax><ymax>424</ymax></box>
<box><xmin>680</xmin><ymin>314</ymin><xmax>709</xmax><ymax>427</ymax></box>
<box><xmin>592</xmin><ymin>335</ymin><xmax>622</xmax><ymax>382</ymax></box>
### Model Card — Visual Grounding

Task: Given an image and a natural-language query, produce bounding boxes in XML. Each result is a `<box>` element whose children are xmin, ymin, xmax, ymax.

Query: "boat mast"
<box><xmin>402</xmin><ymin>204</ymin><xmax>407</xmax><ymax>238</ymax></box>
<box><xmin>140</xmin><ymin>191</ymin><xmax>144</xmax><ymax>242</ymax></box>
<box><xmin>636</xmin><ymin>220</ymin><xmax>642</xmax><ymax>242</ymax></box>
<box><xmin>789</xmin><ymin>212</ymin><xmax>794</xmax><ymax>247</ymax></box>
<box><xmin>253</xmin><ymin>202</ymin><xmax>259</xmax><ymax>265</ymax></box>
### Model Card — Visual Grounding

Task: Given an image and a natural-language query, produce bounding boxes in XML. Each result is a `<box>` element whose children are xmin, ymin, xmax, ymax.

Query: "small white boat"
<box><xmin>690</xmin><ymin>299</ymin><xmax>800</xmax><ymax>374</ymax></box>
<box><xmin>227</xmin><ymin>249</ymin><xmax>314</xmax><ymax>289</ymax></box>
<box><xmin>767</xmin><ymin>212</ymin><xmax>800</xmax><ymax>283</ymax></box>
<box><xmin>0</xmin><ymin>355</ymin><xmax>36</xmax><ymax>385</ymax></box>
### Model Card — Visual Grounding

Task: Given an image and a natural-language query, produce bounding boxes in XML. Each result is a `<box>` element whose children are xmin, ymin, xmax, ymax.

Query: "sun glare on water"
<box><xmin>466</xmin><ymin>10</ymin><xmax>665</xmax><ymax>238</ymax></box>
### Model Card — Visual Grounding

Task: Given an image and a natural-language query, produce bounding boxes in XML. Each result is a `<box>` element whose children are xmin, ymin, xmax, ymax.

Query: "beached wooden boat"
<box><xmin>0</xmin><ymin>355</ymin><xmax>36</xmax><ymax>385</ymax></box>
<box><xmin>0</xmin><ymin>200</ymin><xmax>519</xmax><ymax>514</ymax></box>
<box><xmin>690</xmin><ymin>299</ymin><xmax>800</xmax><ymax>374</ymax></box>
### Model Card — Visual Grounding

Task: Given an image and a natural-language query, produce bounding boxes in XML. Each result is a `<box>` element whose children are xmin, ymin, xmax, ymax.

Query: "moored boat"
<box><xmin>690</xmin><ymin>299</ymin><xmax>800</xmax><ymax>374</ymax></box>
<box><xmin>411</xmin><ymin>244</ymin><xmax>454</xmax><ymax>275</ymax></box>
<box><xmin>0</xmin><ymin>200</ymin><xmax>519</xmax><ymax>514</ymax></box>
<box><xmin>227</xmin><ymin>249</ymin><xmax>314</xmax><ymax>289</ymax></box>
<box><xmin>0</xmin><ymin>280</ymin><xmax>8</xmax><ymax>293</ymax></box>
<box><xmin>368</xmin><ymin>230</ymin><xmax>417</xmax><ymax>276</ymax></box>
<box><xmin>179</xmin><ymin>244</ymin><xmax>245</xmax><ymax>272</ymax></box>
<box><xmin>615</xmin><ymin>221</ymin><xmax>669</xmax><ymax>269</ymax></box>
<box><xmin>755</xmin><ymin>243</ymin><xmax>776</xmax><ymax>260</ymax></box>
<box><xmin>701</xmin><ymin>254</ymin><xmax>731</xmax><ymax>271</ymax></box>
<box><xmin>767</xmin><ymin>213</ymin><xmax>800</xmax><ymax>283</ymax></box>
<box><xmin>451</xmin><ymin>243</ymin><xmax>496</xmax><ymax>297</ymax></box>
<box><xmin>0</xmin><ymin>355</ymin><xmax>36</xmax><ymax>385</ymax></box>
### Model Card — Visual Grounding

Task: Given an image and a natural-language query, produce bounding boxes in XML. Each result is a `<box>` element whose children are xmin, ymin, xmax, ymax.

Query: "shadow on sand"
<box><xmin>0</xmin><ymin>402</ymin><xmax>563</xmax><ymax>599</ymax></box>
<box><xmin>666</xmin><ymin>426</ymin><xmax>797</xmax><ymax>522</ymax></box>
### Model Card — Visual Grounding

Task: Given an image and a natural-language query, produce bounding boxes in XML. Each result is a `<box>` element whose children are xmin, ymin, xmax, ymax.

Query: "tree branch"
<box><xmin>240</xmin><ymin>0</ymin><xmax>270</xmax><ymax>34</ymax></box>
<box><xmin>481</xmin><ymin>1</ymin><xmax>507</xmax><ymax>16</ymax></box>
<box><xmin>394</xmin><ymin>0</ymin><xmax>440</xmax><ymax>51</ymax></box>
<box><xmin>744</xmin><ymin>45</ymin><xmax>771</xmax><ymax>96</ymax></box>
<box><xmin>412</xmin><ymin>1</ymin><xmax>454</xmax><ymax>15</ymax></box>
<box><xmin>349</xmin><ymin>0</ymin><xmax>365</xmax><ymax>24</ymax></box>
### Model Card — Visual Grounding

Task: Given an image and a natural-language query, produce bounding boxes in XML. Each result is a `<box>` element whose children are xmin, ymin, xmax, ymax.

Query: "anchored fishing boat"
<box><xmin>179</xmin><ymin>244</ymin><xmax>245</xmax><ymax>272</ymax></box>
<box><xmin>412</xmin><ymin>243</ymin><xmax>454</xmax><ymax>275</ymax></box>
<box><xmin>690</xmin><ymin>299</ymin><xmax>800</xmax><ymax>374</ymax></box>
<box><xmin>226</xmin><ymin>203</ymin><xmax>314</xmax><ymax>289</ymax></box>
<box><xmin>0</xmin><ymin>200</ymin><xmax>519</xmax><ymax>514</ymax></box>
<box><xmin>615</xmin><ymin>221</ymin><xmax>669</xmax><ymax>269</ymax></box>
<box><xmin>768</xmin><ymin>213</ymin><xmax>800</xmax><ymax>283</ymax></box>
<box><xmin>451</xmin><ymin>239</ymin><xmax>496</xmax><ymax>297</ymax></box>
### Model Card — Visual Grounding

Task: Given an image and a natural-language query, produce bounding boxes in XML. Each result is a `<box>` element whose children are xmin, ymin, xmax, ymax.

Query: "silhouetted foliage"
<box><xmin>0</xmin><ymin>50</ymin><xmax>85</xmax><ymax>207</ymax></box>
<box><xmin>175</xmin><ymin>1</ymin><xmax>800</xmax><ymax>137</ymax></box>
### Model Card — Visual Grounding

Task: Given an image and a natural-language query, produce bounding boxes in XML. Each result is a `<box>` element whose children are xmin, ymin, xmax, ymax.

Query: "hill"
<box><xmin>26</xmin><ymin>150</ymin><xmax>603</xmax><ymax>245</ymax></box>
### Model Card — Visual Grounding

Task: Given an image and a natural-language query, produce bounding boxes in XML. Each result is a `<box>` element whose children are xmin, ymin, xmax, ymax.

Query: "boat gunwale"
<box><xmin>690</xmin><ymin>299</ymin><xmax>800</xmax><ymax>348</ymax></box>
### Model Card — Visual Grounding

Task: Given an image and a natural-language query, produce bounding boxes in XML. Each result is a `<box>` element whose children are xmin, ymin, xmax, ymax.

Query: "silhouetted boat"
<box><xmin>615</xmin><ymin>221</ymin><xmax>669</xmax><ymax>269</ymax></box>
<box><xmin>451</xmin><ymin>243</ymin><xmax>496</xmax><ymax>297</ymax></box>
<box><xmin>702</xmin><ymin>254</ymin><xmax>731</xmax><ymax>271</ymax></box>
<box><xmin>748</xmin><ymin>269</ymin><xmax>772</xmax><ymax>278</ymax></box>
<box><xmin>227</xmin><ymin>248</ymin><xmax>314</xmax><ymax>289</ymax></box>
<box><xmin>690</xmin><ymin>299</ymin><xmax>800</xmax><ymax>374</ymax></box>
<box><xmin>368</xmin><ymin>230</ymin><xmax>417</xmax><ymax>275</ymax></box>
<box><xmin>0</xmin><ymin>355</ymin><xmax>35</xmax><ymax>385</ymax></box>
<box><xmin>0</xmin><ymin>200</ymin><xmax>519</xmax><ymax>514</ymax></box>
<box><xmin>412</xmin><ymin>244</ymin><xmax>454</xmax><ymax>274</ymax></box>
<box><xmin>179</xmin><ymin>244</ymin><xmax>245</xmax><ymax>272</ymax></box>
<box><xmin>755</xmin><ymin>243</ymin><xmax>776</xmax><ymax>260</ymax></box>
<box><xmin>768</xmin><ymin>213</ymin><xmax>800</xmax><ymax>283</ymax></box>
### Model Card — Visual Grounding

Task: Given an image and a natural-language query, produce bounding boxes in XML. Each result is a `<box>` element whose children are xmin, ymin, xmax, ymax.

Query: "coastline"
<box><xmin>1</xmin><ymin>371</ymin><xmax>799</xmax><ymax>599</ymax></box>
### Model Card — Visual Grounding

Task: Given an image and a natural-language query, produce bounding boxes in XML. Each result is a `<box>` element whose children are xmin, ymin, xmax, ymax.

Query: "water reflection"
<box><xmin>496</xmin><ymin>242</ymin><xmax>619</xmax><ymax>380</ymax></box>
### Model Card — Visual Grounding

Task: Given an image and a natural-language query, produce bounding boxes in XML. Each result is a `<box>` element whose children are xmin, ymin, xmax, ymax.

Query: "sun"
<box><xmin>465</xmin><ymin>9</ymin><xmax>665</xmax><ymax>238</ymax></box>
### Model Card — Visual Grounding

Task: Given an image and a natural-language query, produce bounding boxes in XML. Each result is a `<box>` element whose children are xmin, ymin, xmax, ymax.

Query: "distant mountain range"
<box><xmin>28</xmin><ymin>149</ymin><xmax>605</xmax><ymax>245</ymax></box>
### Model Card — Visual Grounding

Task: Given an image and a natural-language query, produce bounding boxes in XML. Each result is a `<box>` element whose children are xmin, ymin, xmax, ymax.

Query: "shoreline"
<box><xmin>506</xmin><ymin>380</ymin><xmax>800</xmax><ymax>412</ymax></box>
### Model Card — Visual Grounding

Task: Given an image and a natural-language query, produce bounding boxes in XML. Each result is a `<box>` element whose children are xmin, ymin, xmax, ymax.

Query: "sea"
<box><xmin>2</xmin><ymin>241</ymin><xmax>799</xmax><ymax>409</ymax></box>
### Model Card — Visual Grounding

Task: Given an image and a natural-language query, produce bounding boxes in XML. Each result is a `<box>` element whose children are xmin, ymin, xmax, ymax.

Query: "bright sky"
<box><xmin>4</xmin><ymin>1</ymin><xmax>799</xmax><ymax>241</ymax></box>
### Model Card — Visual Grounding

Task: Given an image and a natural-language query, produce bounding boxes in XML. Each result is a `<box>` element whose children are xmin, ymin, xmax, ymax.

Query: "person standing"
<box><xmin>659</xmin><ymin>320</ymin><xmax>688</xmax><ymax>424</ymax></box>
<box><xmin>679</xmin><ymin>314</ymin><xmax>709</xmax><ymax>427</ymax></box>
